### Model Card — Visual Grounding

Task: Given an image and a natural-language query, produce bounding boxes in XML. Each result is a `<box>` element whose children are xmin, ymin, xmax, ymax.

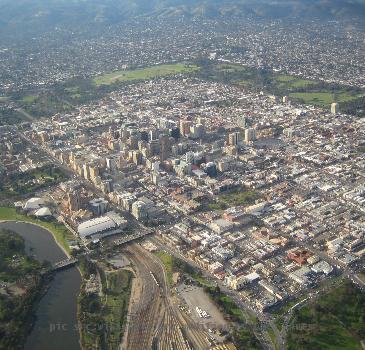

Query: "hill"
<box><xmin>0</xmin><ymin>0</ymin><xmax>364</xmax><ymax>39</ymax></box>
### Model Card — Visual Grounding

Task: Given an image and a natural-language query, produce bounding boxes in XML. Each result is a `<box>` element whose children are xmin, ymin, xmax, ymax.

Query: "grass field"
<box><xmin>274</xmin><ymin>75</ymin><xmax>316</xmax><ymax>88</ymax></box>
<box><xmin>200</xmin><ymin>63</ymin><xmax>365</xmax><ymax>114</ymax></box>
<box><xmin>21</xmin><ymin>95</ymin><xmax>38</xmax><ymax>104</ymax></box>
<box><xmin>154</xmin><ymin>250</ymin><xmax>174</xmax><ymax>286</ymax></box>
<box><xmin>218</xmin><ymin>187</ymin><xmax>260</xmax><ymax>208</ymax></box>
<box><xmin>289</xmin><ymin>91</ymin><xmax>365</xmax><ymax>107</ymax></box>
<box><xmin>287</xmin><ymin>282</ymin><xmax>365</xmax><ymax>350</ymax></box>
<box><xmin>217</xmin><ymin>64</ymin><xmax>249</xmax><ymax>72</ymax></box>
<box><xmin>0</xmin><ymin>207</ymin><xmax>73</xmax><ymax>254</ymax></box>
<box><xmin>94</xmin><ymin>63</ymin><xmax>199</xmax><ymax>86</ymax></box>
<box><xmin>103</xmin><ymin>270</ymin><xmax>133</xmax><ymax>350</ymax></box>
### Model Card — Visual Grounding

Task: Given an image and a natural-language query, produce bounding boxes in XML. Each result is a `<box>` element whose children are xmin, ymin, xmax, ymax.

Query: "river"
<box><xmin>0</xmin><ymin>221</ymin><xmax>81</xmax><ymax>350</ymax></box>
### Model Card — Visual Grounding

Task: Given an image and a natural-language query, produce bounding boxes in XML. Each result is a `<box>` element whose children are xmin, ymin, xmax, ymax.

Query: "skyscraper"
<box><xmin>67</xmin><ymin>191</ymin><xmax>81</xmax><ymax>212</ymax></box>
<box><xmin>331</xmin><ymin>103</ymin><xmax>339</xmax><ymax>114</ymax></box>
<box><xmin>238</xmin><ymin>116</ymin><xmax>247</xmax><ymax>128</ymax></box>
<box><xmin>179</xmin><ymin>119</ymin><xmax>191</xmax><ymax>137</ymax></box>
<box><xmin>245</xmin><ymin>128</ymin><xmax>256</xmax><ymax>143</ymax></box>
<box><xmin>228</xmin><ymin>132</ymin><xmax>241</xmax><ymax>145</ymax></box>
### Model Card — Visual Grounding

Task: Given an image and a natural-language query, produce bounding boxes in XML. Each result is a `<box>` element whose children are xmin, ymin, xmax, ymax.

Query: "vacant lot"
<box><xmin>94</xmin><ymin>63</ymin><xmax>199</xmax><ymax>85</ymax></box>
<box><xmin>178</xmin><ymin>283</ymin><xmax>228</xmax><ymax>328</ymax></box>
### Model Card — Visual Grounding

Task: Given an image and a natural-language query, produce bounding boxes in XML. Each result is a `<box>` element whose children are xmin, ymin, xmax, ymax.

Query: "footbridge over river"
<box><xmin>52</xmin><ymin>258</ymin><xmax>78</xmax><ymax>271</ymax></box>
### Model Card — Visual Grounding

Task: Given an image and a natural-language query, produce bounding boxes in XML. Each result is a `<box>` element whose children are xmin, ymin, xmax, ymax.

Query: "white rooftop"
<box><xmin>34</xmin><ymin>207</ymin><xmax>52</xmax><ymax>217</ymax></box>
<box><xmin>23</xmin><ymin>197</ymin><xmax>45</xmax><ymax>210</ymax></box>
<box><xmin>78</xmin><ymin>211</ymin><xmax>126</xmax><ymax>239</ymax></box>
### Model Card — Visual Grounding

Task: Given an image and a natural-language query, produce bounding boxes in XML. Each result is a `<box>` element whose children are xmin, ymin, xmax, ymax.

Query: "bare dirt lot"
<box><xmin>177</xmin><ymin>283</ymin><xmax>228</xmax><ymax>329</ymax></box>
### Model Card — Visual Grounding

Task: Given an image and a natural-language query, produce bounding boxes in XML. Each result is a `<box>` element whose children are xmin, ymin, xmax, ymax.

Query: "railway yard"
<box><xmin>123</xmin><ymin>244</ymin><xmax>213</xmax><ymax>350</ymax></box>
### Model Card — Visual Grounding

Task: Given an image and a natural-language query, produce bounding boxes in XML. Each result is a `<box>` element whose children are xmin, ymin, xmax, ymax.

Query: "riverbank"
<box><xmin>77</xmin><ymin>258</ymin><xmax>133</xmax><ymax>350</ymax></box>
<box><xmin>0</xmin><ymin>207</ymin><xmax>74</xmax><ymax>256</ymax></box>
<box><xmin>0</xmin><ymin>221</ymin><xmax>82</xmax><ymax>350</ymax></box>
<box><xmin>0</xmin><ymin>228</ymin><xmax>52</xmax><ymax>349</ymax></box>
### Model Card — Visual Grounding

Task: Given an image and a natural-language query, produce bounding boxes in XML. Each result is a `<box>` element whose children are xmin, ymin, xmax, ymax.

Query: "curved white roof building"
<box><xmin>34</xmin><ymin>207</ymin><xmax>52</xmax><ymax>217</ymax></box>
<box><xmin>77</xmin><ymin>211</ymin><xmax>127</xmax><ymax>240</ymax></box>
<box><xmin>23</xmin><ymin>197</ymin><xmax>45</xmax><ymax>210</ymax></box>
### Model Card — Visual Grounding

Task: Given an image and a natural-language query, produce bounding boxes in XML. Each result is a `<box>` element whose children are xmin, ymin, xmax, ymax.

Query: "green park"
<box><xmin>93</xmin><ymin>63</ymin><xmax>200</xmax><ymax>86</ymax></box>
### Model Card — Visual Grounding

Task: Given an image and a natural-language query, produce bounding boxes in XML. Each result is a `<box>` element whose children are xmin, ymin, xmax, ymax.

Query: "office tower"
<box><xmin>205</xmin><ymin>162</ymin><xmax>217</xmax><ymax>177</ymax></box>
<box><xmin>159</xmin><ymin>134</ymin><xmax>171</xmax><ymax>161</ymax></box>
<box><xmin>67</xmin><ymin>191</ymin><xmax>81</xmax><ymax>211</ymax></box>
<box><xmin>245</xmin><ymin>128</ymin><xmax>256</xmax><ymax>143</ymax></box>
<box><xmin>238</xmin><ymin>116</ymin><xmax>247</xmax><ymax>128</ymax></box>
<box><xmin>190</xmin><ymin>124</ymin><xmax>205</xmax><ymax>139</ymax></box>
<box><xmin>228</xmin><ymin>132</ymin><xmax>240</xmax><ymax>146</ymax></box>
<box><xmin>331</xmin><ymin>103</ymin><xmax>339</xmax><ymax>114</ymax></box>
<box><xmin>82</xmin><ymin>163</ymin><xmax>90</xmax><ymax>180</ymax></box>
<box><xmin>179</xmin><ymin>119</ymin><xmax>191</xmax><ymax>137</ymax></box>
<box><xmin>89</xmin><ymin>198</ymin><xmax>109</xmax><ymax>216</ymax></box>
<box><xmin>185</xmin><ymin>151</ymin><xmax>195</xmax><ymax>164</ymax></box>
<box><xmin>106</xmin><ymin>157</ymin><xmax>116</xmax><ymax>172</ymax></box>
<box><xmin>149</xmin><ymin>129</ymin><xmax>159</xmax><ymax>141</ymax></box>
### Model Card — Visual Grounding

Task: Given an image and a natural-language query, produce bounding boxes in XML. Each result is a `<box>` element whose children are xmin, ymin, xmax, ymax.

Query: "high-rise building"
<box><xmin>82</xmin><ymin>163</ymin><xmax>90</xmax><ymax>180</ymax></box>
<box><xmin>132</xmin><ymin>150</ymin><xmax>143</xmax><ymax>165</ymax></box>
<box><xmin>283</xmin><ymin>128</ymin><xmax>295</xmax><ymax>138</ymax></box>
<box><xmin>148</xmin><ymin>140</ymin><xmax>160</xmax><ymax>156</ymax></box>
<box><xmin>140</xmin><ymin>130</ymin><xmax>149</xmax><ymax>142</ymax></box>
<box><xmin>89</xmin><ymin>164</ymin><xmax>99</xmax><ymax>183</ymax></box>
<box><xmin>149</xmin><ymin>129</ymin><xmax>159</xmax><ymax>141</ymax></box>
<box><xmin>179</xmin><ymin>119</ymin><xmax>191</xmax><ymax>137</ymax></box>
<box><xmin>331</xmin><ymin>103</ymin><xmax>339</xmax><ymax>114</ymax></box>
<box><xmin>89</xmin><ymin>198</ymin><xmax>109</xmax><ymax>216</ymax></box>
<box><xmin>245</xmin><ymin>128</ymin><xmax>256</xmax><ymax>143</ymax></box>
<box><xmin>190</xmin><ymin>124</ymin><xmax>205</xmax><ymax>139</ymax></box>
<box><xmin>67</xmin><ymin>191</ymin><xmax>81</xmax><ymax>212</ymax></box>
<box><xmin>185</xmin><ymin>151</ymin><xmax>195</xmax><ymax>164</ymax></box>
<box><xmin>159</xmin><ymin>134</ymin><xmax>171</xmax><ymax>161</ymax></box>
<box><xmin>228</xmin><ymin>132</ymin><xmax>241</xmax><ymax>146</ymax></box>
<box><xmin>170</xmin><ymin>127</ymin><xmax>180</xmax><ymax>139</ymax></box>
<box><xmin>106</xmin><ymin>157</ymin><xmax>116</xmax><ymax>172</ymax></box>
<box><xmin>102</xmin><ymin>179</ymin><xmax>113</xmax><ymax>194</ymax></box>
<box><xmin>238</xmin><ymin>116</ymin><xmax>247</xmax><ymax>128</ymax></box>
<box><xmin>39</xmin><ymin>131</ymin><xmax>49</xmax><ymax>143</ymax></box>
<box><xmin>205</xmin><ymin>162</ymin><xmax>217</xmax><ymax>177</ymax></box>
<box><xmin>197</xmin><ymin>117</ymin><xmax>205</xmax><ymax>125</ymax></box>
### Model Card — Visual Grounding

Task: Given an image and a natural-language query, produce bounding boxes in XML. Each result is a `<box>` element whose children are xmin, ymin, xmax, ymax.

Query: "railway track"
<box><xmin>124</xmin><ymin>244</ymin><xmax>210</xmax><ymax>350</ymax></box>
<box><xmin>124</xmin><ymin>247</ymin><xmax>161</xmax><ymax>350</ymax></box>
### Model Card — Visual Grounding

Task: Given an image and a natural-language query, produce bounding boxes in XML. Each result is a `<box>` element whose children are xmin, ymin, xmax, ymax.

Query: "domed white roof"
<box><xmin>34</xmin><ymin>207</ymin><xmax>52</xmax><ymax>217</ymax></box>
<box><xmin>23</xmin><ymin>197</ymin><xmax>45</xmax><ymax>210</ymax></box>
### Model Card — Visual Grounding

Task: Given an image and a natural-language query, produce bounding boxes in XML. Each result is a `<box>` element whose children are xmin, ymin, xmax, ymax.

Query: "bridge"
<box><xmin>114</xmin><ymin>230</ymin><xmax>154</xmax><ymax>246</ymax></box>
<box><xmin>52</xmin><ymin>258</ymin><xmax>78</xmax><ymax>271</ymax></box>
